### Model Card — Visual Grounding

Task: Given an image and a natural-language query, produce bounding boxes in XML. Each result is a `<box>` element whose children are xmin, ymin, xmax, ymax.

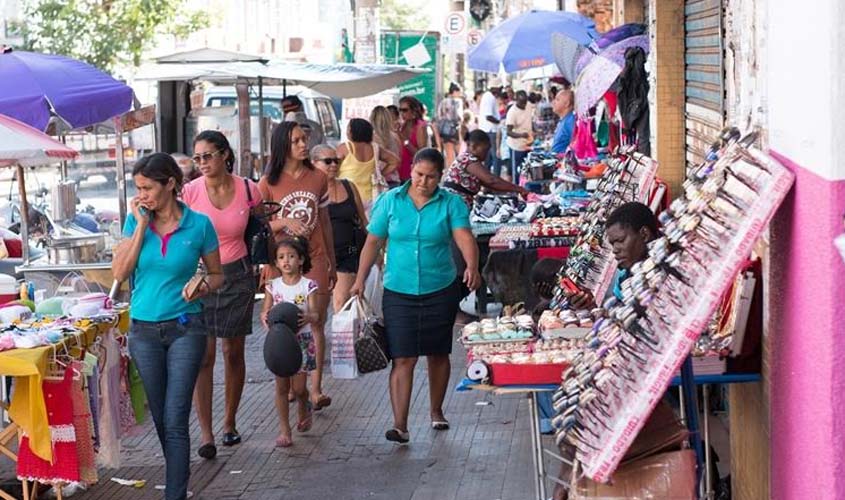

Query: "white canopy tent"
<box><xmin>135</xmin><ymin>60</ymin><xmax>427</xmax><ymax>99</ymax></box>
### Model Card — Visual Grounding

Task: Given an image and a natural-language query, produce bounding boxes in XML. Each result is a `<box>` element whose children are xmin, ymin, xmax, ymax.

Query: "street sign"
<box><xmin>444</xmin><ymin>12</ymin><xmax>466</xmax><ymax>36</ymax></box>
<box><xmin>467</xmin><ymin>29</ymin><xmax>484</xmax><ymax>48</ymax></box>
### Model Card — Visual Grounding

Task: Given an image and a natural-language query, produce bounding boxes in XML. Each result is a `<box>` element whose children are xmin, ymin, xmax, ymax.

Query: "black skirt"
<box><xmin>382</xmin><ymin>280</ymin><xmax>461</xmax><ymax>359</ymax></box>
<box><xmin>201</xmin><ymin>257</ymin><xmax>256</xmax><ymax>338</ymax></box>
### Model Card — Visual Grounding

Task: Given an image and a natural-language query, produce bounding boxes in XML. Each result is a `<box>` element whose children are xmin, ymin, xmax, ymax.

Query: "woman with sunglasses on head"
<box><xmin>180</xmin><ymin>130</ymin><xmax>262</xmax><ymax>460</ymax></box>
<box><xmin>112</xmin><ymin>153</ymin><xmax>224</xmax><ymax>500</ymax></box>
<box><xmin>259</xmin><ymin>122</ymin><xmax>336</xmax><ymax>412</ymax></box>
<box><xmin>398</xmin><ymin>96</ymin><xmax>429</xmax><ymax>182</ymax></box>
<box><xmin>311</xmin><ymin>144</ymin><xmax>370</xmax><ymax>313</ymax></box>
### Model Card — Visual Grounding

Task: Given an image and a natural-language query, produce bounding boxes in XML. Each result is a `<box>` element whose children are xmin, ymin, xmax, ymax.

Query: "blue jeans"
<box><xmin>510</xmin><ymin>148</ymin><xmax>529</xmax><ymax>182</ymax></box>
<box><xmin>129</xmin><ymin>314</ymin><xmax>207</xmax><ymax>500</ymax></box>
<box><xmin>486</xmin><ymin>131</ymin><xmax>500</xmax><ymax>175</ymax></box>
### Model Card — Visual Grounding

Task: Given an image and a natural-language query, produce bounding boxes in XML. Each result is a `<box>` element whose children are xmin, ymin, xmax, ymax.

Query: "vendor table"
<box><xmin>456</xmin><ymin>367</ymin><xmax>761</xmax><ymax>500</ymax></box>
<box><xmin>0</xmin><ymin>311</ymin><xmax>129</xmax><ymax>474</ymax></box>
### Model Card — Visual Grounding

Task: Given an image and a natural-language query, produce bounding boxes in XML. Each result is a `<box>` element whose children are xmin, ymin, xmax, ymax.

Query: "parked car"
<box><xmin>203</xmin><ymin>85</ymin><xmax>341</xmax><ymax>145</ymax></box>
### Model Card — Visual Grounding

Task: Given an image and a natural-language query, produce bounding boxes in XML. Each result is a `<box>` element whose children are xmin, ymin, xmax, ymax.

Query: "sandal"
<box><xmin>275</xmin><ymin>435</ymin><xmax>293</xmax><ymax>448</ymax></box>
<box><xmin>296</xmin><ymin>403</ymin><xmax>313</xmax><ymax>433</ymax></box>
<box><xmin>431</xmin><ymin>420</ymin><xmax>450</xmax><ymax>431</ymax></box>
<box><xmin>385</xmin><ymin>428</ymin><xmax>410</xmax><ymax>444</ymax></box>
<box><xmin>197</xmin><ymin>443</ymin><xmax>217</xmax><ymax>459</ymax></box>
<box><xmin>221</xmin><ymin>431</ymin><xmax>241</xmax><ymax>446</ymax></box>
<box><xmin>312</xmin><ymin>394</ymin><xmax>332</xmax><ymax>411</ymax></box>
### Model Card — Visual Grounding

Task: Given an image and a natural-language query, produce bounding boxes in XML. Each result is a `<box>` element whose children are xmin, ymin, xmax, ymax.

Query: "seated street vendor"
<box><xmin>568</xmin><ymin>201</ymin><xmax>659</xmax><ymax>309</ymax></box>
<box><xmin>442</xmin><ymin>129</ymin><xmax>530</xmax><ymax>209</ymax></box>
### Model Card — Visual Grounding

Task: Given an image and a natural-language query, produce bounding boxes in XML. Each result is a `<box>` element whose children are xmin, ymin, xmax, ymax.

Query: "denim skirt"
<box><xmin>382</xmin><ymin>280</ymin><xmax>461</xmax><ymax>359</ymax></box>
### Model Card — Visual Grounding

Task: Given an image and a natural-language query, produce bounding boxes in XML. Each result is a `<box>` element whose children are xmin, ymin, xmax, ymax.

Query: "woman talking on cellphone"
<box><xmin>113</xmin><ymin>153</ymin><xmax>224</xmax><ymax>500</ymax></box>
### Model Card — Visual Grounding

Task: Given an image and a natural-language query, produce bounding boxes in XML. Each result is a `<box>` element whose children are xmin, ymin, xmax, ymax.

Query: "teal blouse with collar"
<box><xmin>368</xmin><ymin>181</ymin><xmax>471</xmax><ymax>296</ymax></box>
<box><xmin>122</xmin><ymin>202</ymin><xmax>219</xmax><ymax>321</ymax></box>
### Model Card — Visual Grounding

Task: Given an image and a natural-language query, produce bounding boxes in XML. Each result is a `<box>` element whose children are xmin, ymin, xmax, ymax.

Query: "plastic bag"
<box><xmin>364</xmin><ymin>265</ymin><xmax>384</xmax><ymax>319</ymax></box>
<box><xmin>330</xmin><ymin>296</ymin><xmax>360</xmax><ymax>379</ymax></box>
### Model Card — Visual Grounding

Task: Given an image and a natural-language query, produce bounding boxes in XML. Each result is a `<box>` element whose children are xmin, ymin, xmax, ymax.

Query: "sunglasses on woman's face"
<box><xmin>317</xmin><ymin>158</ymin><xmax>339</xmax><ymax>165</ymax></box>
<box><xmin>192</xmin><ymin>150</ymin><xmax>223</xmax><ymax>164</ymax></box>
<box><xmin>399</xmin><ymin>107</ymin><xmax>410</xmax><ymax>113</ymax></box>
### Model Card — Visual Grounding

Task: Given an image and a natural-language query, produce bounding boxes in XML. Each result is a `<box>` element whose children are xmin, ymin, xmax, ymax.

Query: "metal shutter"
<box><xmin>684</xmin><ymin>0</ymin><xmax>725</xmax><ymax>170</ymax></box>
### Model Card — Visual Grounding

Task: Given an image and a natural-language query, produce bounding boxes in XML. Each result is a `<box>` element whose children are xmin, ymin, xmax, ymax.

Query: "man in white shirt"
<box><xmin>478</xmin><ymin>77</ymin><xmax>503</xmax><ymax>174</ymax></box>
<box><xmin>506</xmin><ymin>90</ymin><xmax>533</xmax><ymax>181</ymax></box>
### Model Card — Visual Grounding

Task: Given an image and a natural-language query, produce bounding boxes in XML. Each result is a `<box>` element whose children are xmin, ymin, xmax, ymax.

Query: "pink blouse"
<box><xmin>182</xmin><ymin>175</ymin><xmax>261</xmax><ymax>264</ymax></box>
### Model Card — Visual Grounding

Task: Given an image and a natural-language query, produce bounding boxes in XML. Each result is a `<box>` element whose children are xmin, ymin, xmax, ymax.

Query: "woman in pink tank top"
<box><xmin>181</xmin><ymin>130</ymin><xmax>260</xmax><ymax>459</ymax></box>
<box><xmin>398</xmin><ymin>96</ymin><xmax>429</xmax><ymax>181</ymax></box>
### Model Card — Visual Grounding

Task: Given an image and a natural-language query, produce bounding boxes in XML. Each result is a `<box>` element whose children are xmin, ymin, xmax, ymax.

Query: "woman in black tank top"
<box><xmin>312</xmin><ymin>145</ymin><xmax>370</xmax><ymax>312</ymax></box>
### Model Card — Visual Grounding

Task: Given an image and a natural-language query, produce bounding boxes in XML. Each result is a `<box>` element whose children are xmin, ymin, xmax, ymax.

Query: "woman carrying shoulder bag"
<box><xmin>181</xmin><ymin>130</ymin><xmax>262</xmax><ymax>459</ymax></box>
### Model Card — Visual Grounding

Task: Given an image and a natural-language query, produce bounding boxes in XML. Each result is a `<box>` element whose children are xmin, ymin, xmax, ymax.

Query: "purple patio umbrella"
<box><xmin>574</xmin><ymin>34</ymin><xmax>650</xmax><ymax>116</ymax></box>
<box><xmin>573</xmin><ymin>24</ymin><xmax>648</xmax><ymax>82</ymax></box>
<box><xmin>0</xmin><ymin>48</ymin><xmax>134</xmax><ymax>132</ymax></box>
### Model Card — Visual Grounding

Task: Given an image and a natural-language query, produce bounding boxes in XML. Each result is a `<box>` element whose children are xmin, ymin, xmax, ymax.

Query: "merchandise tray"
<box><xmin>540</xmin><ymin>327</ymin><xmax>591</xmax><ymax>340</ymax></box>
<box><xmin>489</xmin><ymin>362</ymin><xmax>569</xmax><ymax>386</ymax></box>
<box><xmin>461</xmin><ymin>336</ymin><xmax>536</xmax><ymax>346</ymax></box>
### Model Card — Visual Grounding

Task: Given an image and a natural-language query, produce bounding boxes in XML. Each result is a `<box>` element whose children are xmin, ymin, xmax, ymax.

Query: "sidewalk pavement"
<box><xmin>24</xmin><ymin>306</ymin><xmax>550</xmax><ymax>500</ymax></box>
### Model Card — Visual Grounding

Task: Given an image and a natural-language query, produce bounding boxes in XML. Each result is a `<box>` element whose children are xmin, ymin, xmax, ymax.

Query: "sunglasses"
<box><xmin>317</xmin><ymin>158</ymin><xmax>340</xmax><ymax>165</ymax></box>
<box><xmin>399</xmin><ymin>107</ymin><xmax>410</xmax><ymax>112</ymax></box>
<box><xmin>192</xmin><ymin>150</ymin><xmax>224</xmax><ymax>164</ymax></box>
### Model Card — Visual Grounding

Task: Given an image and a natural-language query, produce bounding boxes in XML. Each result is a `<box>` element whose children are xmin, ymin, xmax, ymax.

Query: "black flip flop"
<box><xmin>385</xmin><ymin>428</ymin><xmax>410</xmax><ymax>444</ymax></box>
<box><xmin>197</xmin><ymin>443</ymin><xmax>217</xmax><ymax>459</ymax></box>
<box><xmin>222</xmin><ymin>432</ymin><xmax>241</xmax><ymax>447</ymax></box>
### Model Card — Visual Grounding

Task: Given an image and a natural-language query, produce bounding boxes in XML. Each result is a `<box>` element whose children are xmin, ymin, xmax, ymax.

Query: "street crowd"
<box><xmin>113</xmin><ymin>81</ymin><xmax>578</xmax><ymax>500</ymax></box>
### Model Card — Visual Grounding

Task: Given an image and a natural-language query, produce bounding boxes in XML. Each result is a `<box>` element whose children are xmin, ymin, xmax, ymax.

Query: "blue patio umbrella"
<box><xmin>468</xmin><ymin>10</ymin><xmax>598</xmax><ymax>74</ymax></box>
<box><xmin>0</xmin><ymin>48</ymin><xmax>134</xmax><ymax>132</ymax></box>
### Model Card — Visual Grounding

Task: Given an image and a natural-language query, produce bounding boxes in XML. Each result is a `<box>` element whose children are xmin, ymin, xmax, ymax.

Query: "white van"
<box><xmin>203</xmin><ymin>85</ymin><xmax>341</xmax><ymax>144</ymax></box>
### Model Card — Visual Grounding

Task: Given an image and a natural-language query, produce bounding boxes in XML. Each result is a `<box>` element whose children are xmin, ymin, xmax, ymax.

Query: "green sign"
<box><xmin>380</xmin><ymin>31</ymin><xmax>440</xmax><ymax>116</ymax></box>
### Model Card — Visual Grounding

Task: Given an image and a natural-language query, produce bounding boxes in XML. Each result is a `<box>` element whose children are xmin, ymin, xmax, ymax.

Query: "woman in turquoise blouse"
<box><xmin>351</xmin><ymin>148</ymin><xmax>480</xmax><ymax>444</ymax></box>
<box><xmin>112</xmin><ymin>153</ymin><xmax>224</xmax><ymax>500</ymax></box>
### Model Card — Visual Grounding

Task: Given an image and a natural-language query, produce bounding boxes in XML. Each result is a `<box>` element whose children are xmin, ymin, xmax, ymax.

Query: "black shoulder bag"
<box><xmin>244</xmin><ymin>178</ymin><xmax>282</xmax><ymax>265</ymax></box>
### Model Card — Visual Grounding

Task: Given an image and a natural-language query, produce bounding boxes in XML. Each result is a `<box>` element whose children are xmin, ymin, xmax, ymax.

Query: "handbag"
<box><xmin>438</xmin><ymin>119</ymin><xmax>458</xmax><ymax>139</ymax></box>
<box><xmin>354</xmin><ymin>296</ymin><xmax>389</xmax><ymax>374</ymax></box>
<box><xmin>243</xmin><ymin>178</ymin><xmax>281</xmax><ymax>264</ymax></box>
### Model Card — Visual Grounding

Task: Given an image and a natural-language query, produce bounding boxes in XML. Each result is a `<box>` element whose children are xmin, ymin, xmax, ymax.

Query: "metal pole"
<box><xmin>527</xmin><ymin>392</ymin><xmax>547</xmax><ymax>500</ymax></box>
<box><xmin>703</xmin><ymin>384</ymin><xmax>713</xmax><ymax>499</ymax></box>
<box><xmin>114</xmin><ymin>116</ymin><xmax>128</xmax><ymax>228</ymax></box>
<box><xmin>236</xmin><ymin>83</ymin><xmax>252</xmax><ymax>178</ymax></box>
<box><xmin>16</xmin><ymin>164</ymin><xmax>29</xmax><ymax>266</ymax></box>
<box><xmin>258</xmin><ymin>76</ymin><xmax>266</xmax><ymax>175</ymax></box>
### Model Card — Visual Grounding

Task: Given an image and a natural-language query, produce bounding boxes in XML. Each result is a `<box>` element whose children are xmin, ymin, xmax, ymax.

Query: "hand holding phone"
<box><xmin>130</xmin><ymin>197</ymin><xmax>152</xmax><ymax>225</ymax></box>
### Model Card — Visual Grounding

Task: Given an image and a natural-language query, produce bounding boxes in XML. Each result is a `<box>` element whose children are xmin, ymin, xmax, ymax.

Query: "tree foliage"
<box><xmin>379</xmin><ymin>0</ymin><xmax>430</xmax><ymax>31</ymax></box>
<box><xmin>21</xmin><ymin>0</ymin><xmax>209</xmax><ymax>72</ymax></box>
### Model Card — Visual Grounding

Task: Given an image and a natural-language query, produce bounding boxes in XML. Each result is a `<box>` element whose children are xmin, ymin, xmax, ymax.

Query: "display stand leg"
<box><xmin>680</xmin><ymin>356</ymin><xmax>704</xmax><ymax>499</ymax></box>
<box><xmin>703</xmin><ymin>384</ymin><xmax>713</xmax><ymax>499</ymax></box>
<box><xmin>527</xmin><ymin>392</ymin><xmax>547</xmax><ymax>500</ymax></box>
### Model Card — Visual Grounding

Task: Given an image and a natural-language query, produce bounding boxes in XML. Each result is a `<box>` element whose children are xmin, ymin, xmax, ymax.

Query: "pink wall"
<box><xmin>768</xmin><ymin>151</ymin><xmax>845</xmax><ymax>499</ymax></box>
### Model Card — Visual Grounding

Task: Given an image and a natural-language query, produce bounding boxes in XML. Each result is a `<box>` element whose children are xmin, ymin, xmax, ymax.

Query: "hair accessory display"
<box><xmin>550</xmin><ymin>130</ymin><xmax>794</xmax><ymax>483</ymax></box>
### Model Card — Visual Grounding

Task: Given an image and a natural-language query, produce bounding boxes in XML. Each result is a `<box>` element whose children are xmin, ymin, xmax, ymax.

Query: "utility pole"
<box><xmin>450</xmin><ymin>1</ymin><xmax>466</xmax><ymax>89</ymax></box>
<box><xmin>354</xmin><ymin>0</ymin><xmax>378</xmax><ymax>64</ymax></box>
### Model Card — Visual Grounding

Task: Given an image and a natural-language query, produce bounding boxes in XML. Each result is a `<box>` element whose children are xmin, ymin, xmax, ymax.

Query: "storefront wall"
<box><xmin>764</xmin><ymin>0</ymin><xmax>845</xmax><ymax>498</ymax></box>
<box><xmin>724</xmin><ymin>0</ymin><xmax>845</xmax><ymax>498</ymax></box>
<box><xmin>647</xmin><ymin>0</ymin><xmax>845</xmax><ymax>497</ymax></box>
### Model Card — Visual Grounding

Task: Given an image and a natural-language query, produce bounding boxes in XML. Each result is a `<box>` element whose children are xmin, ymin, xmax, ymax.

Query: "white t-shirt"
<box><xmin>266</xmin><ymin>276</ymin><xmax>318</xmax><ymax>333</ymax></box>
<box><xmin>506</xmin><ymin>104</ymin><xmax>533</xmax><ymax>151</ymax></box>
<box><xmin>478</xmin><ymin>91</ymin><xmax>499</xmax><ymax>133</ymax></box>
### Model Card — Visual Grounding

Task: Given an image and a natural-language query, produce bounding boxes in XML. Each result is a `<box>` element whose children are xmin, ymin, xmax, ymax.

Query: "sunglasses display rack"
<box><xmin>551</xmin><ymin>148</ymin><xmax>659</xmax><ymax>308</ymax></box>
<box><xmin>550</xmin><ymin>132</ymin><xmax>794</xmax><ymax>483</ymax></box>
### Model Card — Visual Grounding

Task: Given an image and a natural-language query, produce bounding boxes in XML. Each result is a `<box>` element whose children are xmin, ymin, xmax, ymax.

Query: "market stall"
<box><xmin>0</xmin><ymin>112</ymin><xmax>139</xmax><ymax>500</ymax></box>
<box><xmin>0</xmin><ymin>49</ymin><xmax>155</xmax><ymax>292</ymax></box>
